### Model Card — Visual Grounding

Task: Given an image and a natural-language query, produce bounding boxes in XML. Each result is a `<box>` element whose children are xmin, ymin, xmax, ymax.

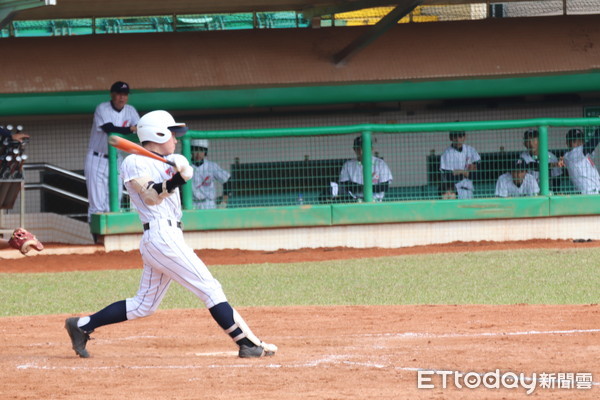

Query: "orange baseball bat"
<box><xmin>108</xmin><ymin>136</ymin><xmax>176</xmax><ymax>167</ymax></box>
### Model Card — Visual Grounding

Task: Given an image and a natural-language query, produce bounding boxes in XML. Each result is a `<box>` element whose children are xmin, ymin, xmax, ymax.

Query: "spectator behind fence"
<box><xmin>339</xmin><ymin>136</ymin><xmax>392</xmax><ymax>202</ymax></box>
<box><xmin>440</xmin><ymin>130</ymin><xmax>480</xmax><ymax>199</ymax></box>
<box><xmin>84</xmin><ymin>81</ymin><xmax>140</xmax><ymax>242</ymax></box>
<box><xmin>190</xmin><ymin>139</ymin><xmax>231</xmax><ymax>209</ymax></box>
<box><xmin>495</xmin><ymin>158</ymin><xmax>540</xmax><ymax>198</ymax></box>
<box><xmin>519</xmin><ymin>129</ymin><xmax>562</xmax><ymax>189</ymax></box>
<box><xmin>560</xmin><ymin>128</ymin><xmax>600</xmax><ymax>195</ymax></box>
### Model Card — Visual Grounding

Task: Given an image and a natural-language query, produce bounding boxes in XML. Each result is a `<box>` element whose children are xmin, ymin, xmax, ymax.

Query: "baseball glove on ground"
<box><xmin>8</xmin><ymin>228</ymin><xmax>44</xmax><ymax>255</ymax></box>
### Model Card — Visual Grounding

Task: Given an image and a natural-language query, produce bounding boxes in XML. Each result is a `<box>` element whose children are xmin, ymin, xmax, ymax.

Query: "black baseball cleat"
<box><xmin>64</xmin><ymin>317</ymin><xmax>93</xmax><ymax>358</ymax></box>
<box><xmin>238</xmin><ymin>342</ymin><xmax>277</xmax><ymax>358</ymax></box>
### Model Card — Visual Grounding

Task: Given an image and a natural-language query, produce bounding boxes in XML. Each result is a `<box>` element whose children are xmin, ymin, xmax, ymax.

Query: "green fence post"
<box><xmin>538</xmin><ymin>125</ymin><xmax>550</xmax><ymax>196</ymax></box>
<box><xmin>108</xmin><ymin>135</ymin><xmax>120</xmax><ymax>212</ymax></box>
<box><xmin>362</xmin><ymin>131</ymin><xmax>373</xmax><ymax>202</ymax></box>
<box><xmin>181</xmin><ymin>136</ymin><xmax>193</xmax><ymax>210</ymax></box>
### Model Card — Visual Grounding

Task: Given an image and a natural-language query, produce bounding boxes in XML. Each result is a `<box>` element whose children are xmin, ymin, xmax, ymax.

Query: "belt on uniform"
<box><xmin>143</xmin><ymin>220</ymin><xmax>182</xmax><ymax>231</ymax></box>
<box><xmin>93</xmin><ymin>151</ymin><xmax>108</xmax><ymax>159</ymax></box>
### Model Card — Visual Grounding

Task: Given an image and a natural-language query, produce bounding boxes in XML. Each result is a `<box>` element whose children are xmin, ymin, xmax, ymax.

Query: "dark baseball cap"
<box><xmin>523</xmin><ymin>129</ymin><xmax>538</xmax><ymax>139</ymax></box>
<box><xmin>511</xmin><ymin>158</ymin><xmax>527</xmax><ymax>171</ymax></box>
<box><xmin>110</xmin><ymin>81</ymin><xmax>130</xmax><ymax>94</ymax></box>
<box><xmin>566</xmin><ymin>128</ymin><xmax>584</xmax><ymax>142</ymax></box>
<box><xmin>353</xmin><ymin>136</ymin><xmax>362</xmax><ymax>149</ymax></box>
<box><xmin>449</xmin><ymin>130</ymin><xmax>466</xmax><ymax>140</ymax></box>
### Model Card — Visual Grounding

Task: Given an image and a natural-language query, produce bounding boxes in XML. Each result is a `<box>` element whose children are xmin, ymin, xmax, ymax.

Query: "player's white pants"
<box><xmin>84</xmin><ymin>150</ymin><xmax>123</xmax><ymax>223</ymax></box>
<box><xmin>125</xmin><ymin>220</ymin><xmax>228</xmax><ymax>320</ymax></box>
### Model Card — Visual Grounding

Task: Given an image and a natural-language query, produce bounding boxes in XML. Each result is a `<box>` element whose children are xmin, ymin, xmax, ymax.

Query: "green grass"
<box><xmin>0</xmin><ymin>247</ymin><xmax>598</xmax><ymax>317</ymax></box>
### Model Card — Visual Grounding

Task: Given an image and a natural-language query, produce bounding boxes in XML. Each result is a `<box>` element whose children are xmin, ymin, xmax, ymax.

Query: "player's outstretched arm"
<box><xmin>127</xmin><ymin>172</ymin><xmax>189</xmax><ymax>206</ymax></box>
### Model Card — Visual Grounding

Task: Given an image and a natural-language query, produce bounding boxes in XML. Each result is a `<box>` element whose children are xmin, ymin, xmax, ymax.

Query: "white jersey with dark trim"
<box><xmin>121</xmin><ymin>154</ymin><xmax>182</xmax><ymax>224</ymax></box>
<box><xmin>495</xmin><ymin>172</ymin><xmax>540</xmax><ymax>198</ymax></box>
<box><xmin>519</xmin><ymin>151</ymin><xmax>562</xmax><ymax>182</ymax></box>
<box><xmin>88</xmin><ymin>101</ymin><xmax>140</xmax><ymax>155</ymax></box>
<box><xmin>191</xmin><ymin>160</ymin><xmax>231</xmax><ymax>209</ymax></box>
<box><xmin>563</xmin><ymin>146</ymin><xmax>600</xmax><ymax>194</ymax></box>
<box><xmin>440</xmin><ymin>144</ymin><xmax>481</xmax><ymax>200</ymax></box>
<box><xmin>339</xmin><ymin>156</ymin><xmax>393</xmax><ymax>200</ymax></box>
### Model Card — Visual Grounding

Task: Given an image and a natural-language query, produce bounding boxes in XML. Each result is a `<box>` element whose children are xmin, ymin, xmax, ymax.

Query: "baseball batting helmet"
<box><xmin>137</xmin><ymin>110</ymin><xmax>188</xmax><ymax>144</ymax></box>
<box><xmin>191</xmin><ymin>139</ymin><xmax>209</xmax><ymax>148</ymax></box>
<box><xmin>191</xmin><ymin>139</ymin><xmax>209</xmax><ymax>155</ymax></box>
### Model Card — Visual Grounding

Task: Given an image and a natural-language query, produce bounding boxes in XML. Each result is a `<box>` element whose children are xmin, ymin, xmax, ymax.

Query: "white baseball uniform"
<box><xmin>563</xmin><ymin>145</ymin><xmax>600</xmax><ymax>194</ymax></box>
<box><xmin>192</xmin><ymin>160</ymin><xmax>231</xmax><ymax>209</ymax></box>
<box><xmin>339</xmin><ymin>156</ymin><xmax>393</xmax><ymax>201</ymax></box>
<box><xmin>495</xmin><ymin>172</ymin><xmax>540</xmax><ymax>197</ymax></box>
<box><xmin>120</xmin><ymin>153</ymin><xmax>228</xmax><ymax>319</ymax></box>
<box><xmin>519</xmin><ymin>151</ymin><xmax>562</xmax><ymax>182</ymax></box>
<box><xmin>440</xmin><ymin>144</ymin><xmax>481</xmax><ymax>199</ymax></box>
<box><xmin>84</xmin><ymin>101</ymin><xmax>139</xmax><ymax>221</ymax></box>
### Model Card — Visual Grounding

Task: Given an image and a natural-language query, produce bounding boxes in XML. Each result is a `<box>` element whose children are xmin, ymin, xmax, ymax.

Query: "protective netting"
<box><xmin>2</xmin><ymin>1</ymin><xmax>600</xmax><ymax>37</ymax></box>
<box><xmin>2</xmin><ymin>100</ymin><xmax>599</xmax><ymax>218</ymax></box>
<box><xmin>191</xmin><ymin>125</ymin><xmax>598</xmax><ymax>209</ymax></box>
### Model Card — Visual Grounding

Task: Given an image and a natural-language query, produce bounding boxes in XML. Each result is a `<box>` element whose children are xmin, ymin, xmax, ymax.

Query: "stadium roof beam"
<box><xmin>333</xmin><ymin>0</ymin><xmax>422</xmax><ymax>66</ymax></box>
<box><xmin>302</xmin><ymin>0</ymin><xmax>400</xmax><ymax>20</ymax></box>
<box><xmin>0</xmin><ymin>0</ymin><xmax>55</xmax><ymax>29</ymax></box>
<box><xmin>13</xmin><ymin>0</ymin><xmax>552</xmax><ymax>21</ymax></box>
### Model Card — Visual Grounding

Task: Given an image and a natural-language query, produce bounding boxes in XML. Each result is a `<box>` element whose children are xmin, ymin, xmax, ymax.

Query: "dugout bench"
<box><xmin>426</xmin><ymin>149</ymin><xmax>576</xmax><ymax>197</ymax></box>
<box><xmin>225</xmin><ymin>158</ymin><xmax>439</xmax><ymax>207</ymax></box>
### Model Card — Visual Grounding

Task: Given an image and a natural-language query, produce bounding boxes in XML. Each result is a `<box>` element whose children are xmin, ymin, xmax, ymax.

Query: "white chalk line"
<box><xmin>358</xmin><ymin>328</ymin><xmax>600</xmax><ymax>339</ymax></box>
<box><xmin>15</xmin><ymin>358</ymin><xmax>600</xmax><ymax>387</ymax></box>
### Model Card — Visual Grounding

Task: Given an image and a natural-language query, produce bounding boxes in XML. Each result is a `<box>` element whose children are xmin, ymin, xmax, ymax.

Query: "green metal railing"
<box><xmin>108</xmin><ymin>117</ymin><xmax>600</xmax><ymax>213</ymax></box>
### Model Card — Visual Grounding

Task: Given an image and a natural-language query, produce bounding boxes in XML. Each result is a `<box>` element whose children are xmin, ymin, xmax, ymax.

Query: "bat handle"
<box><xmin>165</xmin><ymin>159</ymin><xmax>177</xmax><ymax>167</ymax></box>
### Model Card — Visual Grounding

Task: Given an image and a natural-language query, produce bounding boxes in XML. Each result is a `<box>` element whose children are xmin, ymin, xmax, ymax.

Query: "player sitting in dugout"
<box><xmin>440</xmin><ymin>130</ymin><xmax>481</xmax><ymax>200</ymax></box>
<box><xmin>338</xmin><ymin>136</ymin><xmax>393</xmax><ymax>202</ymax></box>
<box><xmin>495</xmin><ymin>158</ymin><xmax>540</xmax><ymax>198</ymax></box>
<box><xmin>560</xmin><ymin>128</ymin><xmax>600</xmax><ymax>195</ymax></box>
<box><xmin>520</xmin><ymin>129</ymin><xmax>563</xmax><ymax>191</ymax></box>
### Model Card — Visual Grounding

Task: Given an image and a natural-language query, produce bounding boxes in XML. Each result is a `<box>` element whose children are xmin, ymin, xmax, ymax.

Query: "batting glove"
<box><xmin>172</xmin><ymin>154</ymin><xmax>194</xmax><ymax>181</ymax></box>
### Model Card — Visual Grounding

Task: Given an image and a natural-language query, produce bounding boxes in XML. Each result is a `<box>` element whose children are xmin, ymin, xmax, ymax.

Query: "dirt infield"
<box><xmin>2</xmin><ymin>306</ymin><xmax>598</xmax><ymax>399</ymax></box>
<box><xmin>1</xmin><ymin>240</ymin><xmax>599</xmax><ymax>399</ymax></box>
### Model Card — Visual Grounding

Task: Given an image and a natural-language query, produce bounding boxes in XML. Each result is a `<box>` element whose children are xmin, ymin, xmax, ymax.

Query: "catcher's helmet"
<box><xmin>137</xmin><ymin>110</ymin><xmax>188</xmax><ymax>144</ymax></box>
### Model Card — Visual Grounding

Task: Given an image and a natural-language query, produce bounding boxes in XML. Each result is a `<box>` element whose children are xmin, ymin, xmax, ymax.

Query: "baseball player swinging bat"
<box><xmin>108</xmin><ymin>135</ymin><xmax>176</xmax><ymax>167</ymax></box>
